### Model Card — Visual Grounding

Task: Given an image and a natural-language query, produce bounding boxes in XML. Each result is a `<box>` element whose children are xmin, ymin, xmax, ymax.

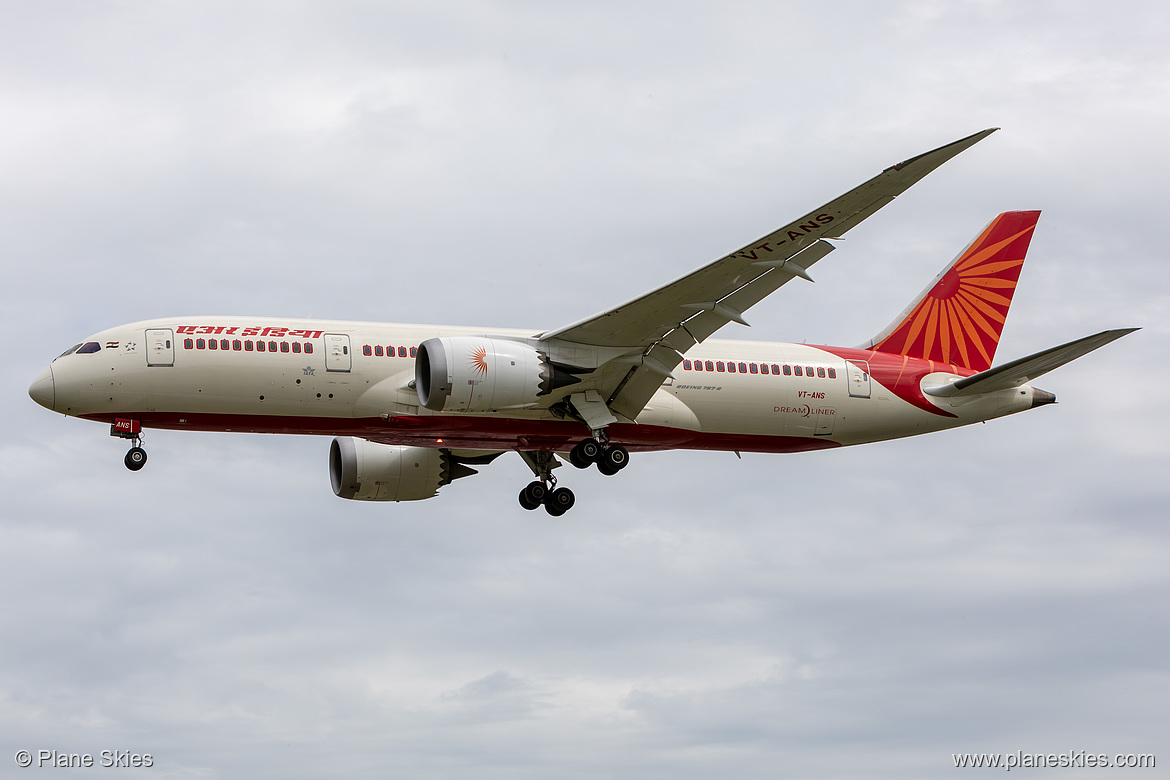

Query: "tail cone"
<box><xmin>1031</xmin><ymin>388</ymin><xmax>1057</xmax><ymax>408</ymax></box>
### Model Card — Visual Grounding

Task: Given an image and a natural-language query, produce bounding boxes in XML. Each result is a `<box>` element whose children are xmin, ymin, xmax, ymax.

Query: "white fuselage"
<box><xmin>31</xmin><ymin>316</ymin><xmax>1040</xmax><ymax>455</ymax></box>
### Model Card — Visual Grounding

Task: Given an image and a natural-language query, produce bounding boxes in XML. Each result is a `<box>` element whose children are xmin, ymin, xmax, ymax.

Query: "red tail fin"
<box><xmin>866</xmin><ymin>210</ymin><xmax>1040</xmax><ymax>372</ymax></box>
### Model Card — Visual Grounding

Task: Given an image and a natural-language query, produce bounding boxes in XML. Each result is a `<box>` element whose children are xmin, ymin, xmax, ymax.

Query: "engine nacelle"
<box><xmin>329</xmin><ymin>438</ymin><xmax>445</xmax><ymax>502</ymax></box>
<box><xmin>415</xmin><ymin>336</ymin><xmax>551</xmax><ymax>412</ymax></box>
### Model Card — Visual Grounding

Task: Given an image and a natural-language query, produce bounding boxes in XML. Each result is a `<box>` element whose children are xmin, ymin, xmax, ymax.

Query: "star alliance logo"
<box><xmin>302</xmin><ymin>366</ymin><xmax>315</xmax><ymax>376</ymax></box>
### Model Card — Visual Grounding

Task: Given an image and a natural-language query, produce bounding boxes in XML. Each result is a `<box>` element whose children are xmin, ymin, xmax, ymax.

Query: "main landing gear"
<box><xmin>516</xmin><ymin>434</ymin><xmax>630</xmax><ymax>515</ymax></box>
<box><xmin>518</xmin><ymin>479</ymin><xmax>575</xmax><ymax>515</ymax></box>
<box><xmin>517</xmin><ymin>451</ymin><xmax>575</xmax><ymax>516</ymax></box>
<box><xmin>110</xmin><ymin>418</ymin><xmax>147</xmax><ymax>472</ymax></box>
<box><xmin>568</xmin><ymin>436</ymin><xmax>629</xmax><ymax>476</ymax></box>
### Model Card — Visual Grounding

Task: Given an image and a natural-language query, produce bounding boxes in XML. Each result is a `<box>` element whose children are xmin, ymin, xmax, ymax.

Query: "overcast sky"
<box><xmin>2</xmin><ymin>2</ymin><xmax>1168</xmax><ymax>777</ymax></box>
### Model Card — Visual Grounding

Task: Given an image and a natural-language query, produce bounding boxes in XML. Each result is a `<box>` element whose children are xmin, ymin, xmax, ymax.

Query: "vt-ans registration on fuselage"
<box><xmin>28</xmin><ymin>129</ymin><xmax>1135</xmax><ymax>515</ymax></box>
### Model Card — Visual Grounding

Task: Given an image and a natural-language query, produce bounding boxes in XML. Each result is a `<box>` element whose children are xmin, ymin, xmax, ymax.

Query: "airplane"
<box><xmin>28</xmin><ymin>128</ymin><xmax>1136</xmax><ymax>515</ymax></box>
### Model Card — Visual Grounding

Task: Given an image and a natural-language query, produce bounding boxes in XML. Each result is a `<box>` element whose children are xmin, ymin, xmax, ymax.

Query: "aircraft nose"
<box><xmin>28</xmin><ymin>366</ymin><xmax>55</xmax><ymax>411</ymax></box>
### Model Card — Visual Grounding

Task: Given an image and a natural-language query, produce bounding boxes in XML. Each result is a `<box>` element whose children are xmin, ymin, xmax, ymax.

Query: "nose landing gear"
<box><xmin>124</xmin><ymin>445</ymin><xmax>148</xmax><ymax>471</ymax></box>
<box><xmin>111</xmin><ymin>418</ymin><xmax>147</xmax><ymax>472</ymax></box>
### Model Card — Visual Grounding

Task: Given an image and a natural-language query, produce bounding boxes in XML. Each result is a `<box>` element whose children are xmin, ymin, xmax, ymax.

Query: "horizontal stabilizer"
<box><xmin>923</xmin><ymin>328</ymin><xmax>1138</xmax><ymax>398</ymax></box>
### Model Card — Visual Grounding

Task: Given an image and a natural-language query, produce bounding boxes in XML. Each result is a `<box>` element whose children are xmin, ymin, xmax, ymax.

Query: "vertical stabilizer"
<box><xmin>862</xmin><ymin>210</ymin><xmax>1040</xmax><ymax>372</ymax></box>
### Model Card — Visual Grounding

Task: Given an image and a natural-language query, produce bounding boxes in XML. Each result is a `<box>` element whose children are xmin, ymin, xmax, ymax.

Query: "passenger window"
<box><xmin>683</xmin><ymin>360</ymin><xmax>692</xmax><ymax>370</ymax></box>
<box><xmin>208</xmin><ymin>339</ymin><xmax>217</xmax><ymax>350</ymax></box>
<box><xmin>184</xmin><ymin>339</ymin><xmax>194</xmax><ymax>349</ymax></box>
<box><xmin>694</xmin><ymin>361</ymin><xmax>703</xmax><ymax>371</ymax></box>
<box><xmin>794</xmin><ymin>366</ymin><xmax>802</xmax><ymax>376</ymax></box>
<box><xmin>233</xmin><ymin>340</ymin><xmax>242</xmax><ymax>351</ymax></box>
<box><xmin>281</xmin><ymin>342</ymin><xmax>290</xmax><ymax>353</ymax></box>
<box><xmin>410</xmin><ymin>347</ymin><xmax>417</xmax><ymax>357</ymax></box>
<box><xmin>399</xmin><ymin>347</ymin><xmax>408</xmax><ymax>357</ymax></box>
<box><xmin>293</xmin><ymin>342</ymin><xmax>301</xmax><ymax>353</ymax></box>
<box><xmin>817</xmin><ymin>367</ymin><xmax>825</xmax><ymax>378</ymax></box>
<box><xmin>196</xmin><ymin>339</ymin><xmax>205</xmax><ymax>349</ymax></box>
<box><xmin>269</xmin><ymin>341</ymin><xmax>278</xmax><ymax>352</ymax></box>
<box><xmin>727</xmin><ymin>362</ymin><xmax>736</xmax><ymax>373</ymax></box>
<box><xmin>304</xmin><ymin>343</ymin><xmax>313</xmax><ymax>354</ymax></box>
<box><xmin>750</xmin><ymin>363</ymin><xmax>758</xmax><ymax>374</ymax></box>
<box><xmin>828</xmin><ymin>368</ymin><xmax>836</xmax><ymax>379</ymax></box>
<box><xmin>245</xmin><ymin>340</ymin><xmax>254</xmax><ymax>351</ymax></box>
<box><xmin>806</xmin><ymin>366</ymin><xmax>814</xmax><ymax>376</ymax></box>
<box><xmin>705</xmin><ymin>361</ymin><xmax>714</xmax><ymax>371</ymax></box>
<box><xmin>716</xmin><ymin>361</ymin><xmax>725</xmax><ymax>372</ymax></box>
<box><xmin>256</xmin><ymin>341</ymin><xmax>265</xmax><ymax>352</ymax></box>
<box><xmin>738</xmin><ymin>362</ymin><xmax>747</xmax><ymax>373</ymax></box>
<box><xmin>783</xmin><ymin>365</ymin><xmax>791</xmax><ymax>375</ymax></box>
<box><xmin>363</xmin><ymin>345</ymin><xmax>372</xmax><ymax>356</ymax></box>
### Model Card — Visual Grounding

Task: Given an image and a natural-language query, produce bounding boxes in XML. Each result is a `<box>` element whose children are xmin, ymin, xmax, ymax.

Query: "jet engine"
<box><xmin>415</xmin><ymin>336</ymin><xmax>578</xmax><ymax>412</ymax></box>
<box><xmin>329</xmin><ymin>438</ymin><xmax>480</xmax><ymax>502</ymax></box>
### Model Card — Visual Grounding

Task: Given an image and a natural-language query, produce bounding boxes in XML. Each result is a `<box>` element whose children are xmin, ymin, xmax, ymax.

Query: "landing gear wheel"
<box><xmin>124</xmin><ymin>446</ymin><xmax>147</xmax><ymax>471</ymax></box>
<box><xmin>569</xmin><ymin>438</ymin><xmax>601</xmax><ymax>469</ymax></box>
<box><xmin>519</xmin><ymin>481</ymin><xmax>547</xmax><ymax>510</ymax></box>
<box><xmin>598</xmin><ymin>444</ymin><xmax>629</xmax><ymax>474</ymax></box>
<box><xmin>544</xmin><ymin>487</ymin><xmax>575</xmax><ymax>516</ymax></box>
<box><xmin>597</xmin><ymin>459</ymin><xmax>619</xmax><ymax>476</ymax></box>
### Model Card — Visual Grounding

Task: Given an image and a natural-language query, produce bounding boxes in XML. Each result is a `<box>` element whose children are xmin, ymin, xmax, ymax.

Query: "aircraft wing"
<box><xmin>539</xmin><ymin>128</ymin><xmax>1000</xmax><ymax>421</ymax></box>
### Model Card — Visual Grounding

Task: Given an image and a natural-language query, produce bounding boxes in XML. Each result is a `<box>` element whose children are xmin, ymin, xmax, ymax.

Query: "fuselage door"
<box><xmin>145</xmin><ymin>328</ymin><xmax>174</xmax><ymax>367</ymax></box>
<box><xmin>846</xmin><ymin>360</ymin><xmax>871</xmax><ymax>398</ymax></box>
<box><xmin>324</xmin><ymin>333</ymin><xmax>351</xmax><ymax>372</ymax></box>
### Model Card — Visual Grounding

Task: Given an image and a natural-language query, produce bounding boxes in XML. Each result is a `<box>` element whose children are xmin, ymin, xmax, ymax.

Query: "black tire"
<box><xmin>596</xmin><ymin>459</ymin><xmax>619</xmax><ymax>476</ymax></box>
<box><xmin>124</xmin><ymin>447</ymin><xmax>147</xmax><ymax>471</ymax></box>
<box><xmin>599</xmin><ymin>444</ymin><xmax>629</xmax><ymax>472</ymax></box>
<box><xmin>545</xmin><ymin>486</ymin><xmax>575</xmax><ymax>514</ymax></box>
<box><xmin>569</xmin><ymin>447</ymin><xmax>591</xmax><ymax>469</ymax></box>
<box><xmin>575</xmin><ymin>438</ymin><xmax>601</xmax><ymax>463</ymax></box>
<box><xmin>521</xmin><ymin>481</ymin><xmax>547</xmax><ymax>507</ymax></box>
<box><xmin>518</xmin><ymin>488</ymin><xmax>541</xmax><ymax>510</ymax></box>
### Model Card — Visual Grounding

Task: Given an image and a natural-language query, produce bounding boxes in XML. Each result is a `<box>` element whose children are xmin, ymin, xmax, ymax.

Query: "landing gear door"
<box><xmin>847</xmin><ymin>360</ymin><xmax>871</xmax><ymax>398</ymax></box>
<box><xmin>145</xmin><ymin>328</ymin><xmax>174</xmax><ymax>367</ymax></box>
<box><xmin>324</xmin><ymin>333</ymin><xmax>351</xmax><ymax>372</ymax></box>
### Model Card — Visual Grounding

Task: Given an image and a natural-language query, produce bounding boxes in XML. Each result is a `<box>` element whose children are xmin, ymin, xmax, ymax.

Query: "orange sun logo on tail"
<box><xmin>469</xmin><ymin>345</ymin><xmax>488</xmax><ymax>376</ymax></box>
<box><xmin>871</xmin><ymin>210</ymin><xmax>1039</xmax><ymax>372</ymax></box>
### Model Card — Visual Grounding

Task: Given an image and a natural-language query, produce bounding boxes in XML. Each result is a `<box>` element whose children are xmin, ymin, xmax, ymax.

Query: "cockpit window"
<box><xmin>76</xmin><ymin>342</ymin><xmax>102</xmax><ymax>354</ymax></box>
<box><xmin>55</xmin><ymin>343</ymin><xmax>83</xmax><ymax>360</ymax></box>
